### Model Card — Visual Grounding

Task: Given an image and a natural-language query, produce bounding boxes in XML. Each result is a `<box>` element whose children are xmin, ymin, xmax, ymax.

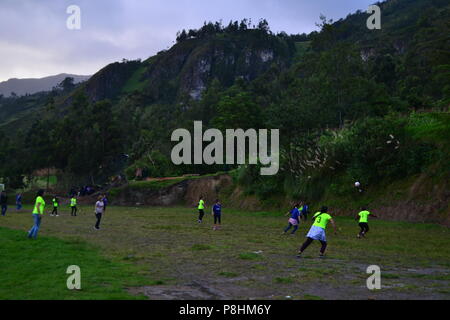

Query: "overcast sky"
<box><xmin>0</xmin><ymin>0</ymin><xmax>376</xmax><ymax>82</ymax></box>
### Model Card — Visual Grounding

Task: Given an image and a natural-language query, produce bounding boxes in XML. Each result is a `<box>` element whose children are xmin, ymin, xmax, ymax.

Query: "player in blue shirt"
<box><xmin>282</xmin><ymin>204</ymin><xmax>301</xmax><ymax>235</ymax></box>
<box><xmin>212</xmin><ymin>199</ymin><xmax>222</xmax><ymax>231</ymax></box>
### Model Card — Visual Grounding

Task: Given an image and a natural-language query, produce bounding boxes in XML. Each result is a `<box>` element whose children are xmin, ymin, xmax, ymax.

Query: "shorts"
<box><xmin>306</xmin><ymin>225</ymin><xmax>327</xmax><ymax>242</ymax></box>
<box><xmin>288</xmin><ymin>218</ymin><xmax>299</xmax><ymax>226</ymax></box>
<box><xmin>359</xmin><ymin>222</ymin><xmax>369</xmax><ymax>231</ymax></box>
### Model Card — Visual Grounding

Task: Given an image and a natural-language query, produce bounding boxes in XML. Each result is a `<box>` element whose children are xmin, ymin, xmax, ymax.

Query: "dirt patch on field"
<box><xmin>111</xmin><ymin>174</ymin><xmax>233</xmax><ymax>207</ymax></box>
<box><xmin>128</xmin><ymin>261</ymin><xmax>450</xmax><ymax>300</ymax></box>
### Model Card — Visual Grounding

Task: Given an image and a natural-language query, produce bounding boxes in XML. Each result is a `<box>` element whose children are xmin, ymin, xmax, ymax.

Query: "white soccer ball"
<box><xmin>355</xmin><ymin>181</ymin><xmax>361</xmax><ymax>188</ymax></box>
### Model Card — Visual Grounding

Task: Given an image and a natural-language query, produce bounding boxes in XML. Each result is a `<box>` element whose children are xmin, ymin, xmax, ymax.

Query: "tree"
<box><xmin>58</xmin><ymin>77</ymin><xmax>75</xmax><ymax>92</ymax></box>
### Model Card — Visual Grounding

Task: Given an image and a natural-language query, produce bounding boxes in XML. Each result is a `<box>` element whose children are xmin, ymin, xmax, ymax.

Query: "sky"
<box><xmin>0</xmin><ymin>0</ymin><xmax>376</xmax><ymax>82</ymax></box>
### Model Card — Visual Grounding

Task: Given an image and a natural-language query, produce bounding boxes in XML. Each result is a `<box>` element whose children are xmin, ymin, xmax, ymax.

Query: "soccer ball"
<box><xmin>354</xmin><ymin>181</ymin><xmax>361</xmax><ymax>188</ymax></box>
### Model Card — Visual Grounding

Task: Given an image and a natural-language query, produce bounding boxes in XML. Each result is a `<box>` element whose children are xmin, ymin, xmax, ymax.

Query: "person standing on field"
<box><xmin>197</xmin><ymin>196</ymin><xmax>205</xmax><ymax>223</ymax></box>
<box><xmin>297</xmin><ymin>206</ymin><xmax>337</xmax><ymax>258</ymax></box>
<box><xmin>94</xmin><ymin>195</ymin><xmax>104</xmax><ymax>230</ymax></box>
<box><xmin>299</xmin><ymin>202</ymin><xmax>309</xmax><ymax>221</ymax></box>
<box><xmin>356</xmin><ymin>206</ymin><xmax>377</xmax><ymax>238</ymax></box>
<box><xmin>102</xmin><ymin>194</ymin><xmax>108</xmax><ymax>212</ymax></box>
<box><xmin>51</xmin><ymin>196</ymin><xmax>59</xmax><ymax>216</ymax></box>
<box><xmin>28</xmin><ymin>189</ymin><xmax>45</xmax><ymax>239</ymax></box>
<box><xmin>16</xmin><ymin>193</ymin><xmax>22</xmax><ymax>211</ymax></box>
<box><xmin>212</xmin><ymin>199</ymin><xmax>222</xmax><ymax>230</ymax></box>
<box><xmin>70</xmin><ymin>195</ymin><xmax>77</xmax><ymax>216</ymax></box>
<box><xmin>1</xmin><ymin>191</ymin><xmax>8</xmax><ymax>216</ymax></box>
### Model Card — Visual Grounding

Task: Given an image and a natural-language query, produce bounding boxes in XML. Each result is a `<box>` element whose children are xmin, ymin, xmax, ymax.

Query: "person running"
<box><xmin>28</xmin><ymin>189</ymin><xmax>45</xmax><ymax>239</ymax></box>
<box><xmin>16</xmin><ymin>193</ymin><xmax>22</xmax><ymax>211</ymax></box>
<box><xmin>282</xmin><ymin>203</ymin><xmax>301</xmax><ymax>235</ymax></box>
<box><xmin>51</xmin><ymin>196</ymin><xmax>59</xmax><ymax>216</ymax></box>
<box><xmin>212</xmin><ymin>199</ymin><xmax>222</xmax><ymax>230</ymax></box>
<box><xmin>94</xmin><ymin>195</ymin><xmax>104</xmax><ymax>230</ymax></box>
<box><xmin>297</xmin><ymin>206</ymin><xmax>337</xmax><ymax>258</ymax></box>
<box><xmin>197</xmin><ymin>196</ymin><xmax>205</xmax><ymax>223</ymax></box>
<box><xmin>356</xmin><ymin>206</ymin><xmax>377</xmax><ymax>238</ymax></box>
<box><xmin>70</xmin><ymin>195</ymin><xmax>77</xmax><ymax>216</ymax></box>
<box><xmin>1</xmin><ymin>191</ymin><xmax>7</xmax><ymax>216</ymax></box>
<box><xmin>102</xmin><ymin>194</ymin><xmax>108</xmax><ymax>212</ymax></box>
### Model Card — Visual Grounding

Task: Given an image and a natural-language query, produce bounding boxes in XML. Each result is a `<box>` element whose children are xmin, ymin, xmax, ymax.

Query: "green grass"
<box><xmin>0</xmin><ymin>227</ymin><xmax>147</xmax><ymax>300</ymax></box>
<box><xmin>1</xmin><ymin>205</ymin><xmax>449</xmax><ymax>299</ymax></box>
<box><xmin>218</xmin><ymin>271</ymin><xmax>239</xmax><ymax>277</ymax></box>
<box><xmin>191</xmin><ymin>244</ymin><xmax>213</xmax><ymax>251</ymax></box>
<box><xmin>121</xmin><ymin>65</ymin><xmax>149</xmax><ymax>93</ymax></box>
<box><xmin>303</xmin><ymin>294</ymin><xmax>324</xmax><ymax>300</ymax></box>
<box><xmin>238</xmin><ymin>252</ymin><xmax>263</xmax><ymax>260</ymax></box>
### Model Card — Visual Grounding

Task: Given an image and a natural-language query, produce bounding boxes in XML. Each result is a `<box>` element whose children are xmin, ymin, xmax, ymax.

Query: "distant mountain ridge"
<box><xmin>0</xmin><ymin>73</ymin><xmax>91</xmax><ymax>97</ymax></box>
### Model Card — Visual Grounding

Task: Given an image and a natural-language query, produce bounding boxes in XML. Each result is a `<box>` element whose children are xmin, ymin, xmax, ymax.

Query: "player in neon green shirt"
<box><xmin>70</xmin><ymin>196</ymin><xmax>77</xmax><ymax>216</ymax></box>
<box><xmin>197</xmin><ymin>196</ymin><xmax>205</xmax><ymax>223</ymax></box>
<box><xmin>356</xmin><ymin>206</ymin><xmax>377</xmax><ymax>238</ymax></box>
<box><xmin>51</xmin><ymin>196</ymin><xmax>59</xmax><ymax>216</ymax></box>
<box><xmin>28</xmin><ymin>189</ymin><xmax>45</xmax><ymax>239</ymax></box>
<box><xmin>297</xmin><ymin>206</ymin><xmax>337</xmax><ymax>258</ymax></box>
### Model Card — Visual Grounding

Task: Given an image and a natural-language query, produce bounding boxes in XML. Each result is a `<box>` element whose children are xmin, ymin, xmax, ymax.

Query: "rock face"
<box><xmin>112</xmin><ymin>174</ymin><xmax>233</xmax><ymax>207</ymax></box>
<box><xmin>114</xmin><ymin>33</ymin><xmax>292</xmax><ymax>103</ymax></box>
<box><xmin>65</xmin><ymin>31</ymin><xmax>293</xmax><ymax>108</ymax></box>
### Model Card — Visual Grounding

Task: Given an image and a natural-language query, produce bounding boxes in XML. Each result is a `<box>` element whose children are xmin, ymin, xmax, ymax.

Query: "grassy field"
<box><xmin>0</xmin><ymin>205</ymin><xmax>449</xmax><ymax>300</ymax></box>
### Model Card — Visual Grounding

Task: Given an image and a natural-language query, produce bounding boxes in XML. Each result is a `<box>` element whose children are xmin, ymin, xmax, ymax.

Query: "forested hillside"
<box><xmin>0</xmin><ymin>0</ymin><xmax>448</xmax><ymax>222</ymax></box>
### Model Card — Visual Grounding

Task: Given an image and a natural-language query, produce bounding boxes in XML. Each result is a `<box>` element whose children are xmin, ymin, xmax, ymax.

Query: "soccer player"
<box><xmin>299</xmin><ymin>202</ymin><xmax>309</xmax><ymax>221</ymax></box>
<box><xmin>94</xmin><ymin>195</ymin><xmax>105</xmax><ymax>230</ymax></box>
<box><xmin>1</xmin><ymin>191</ymin><xmax>8</xmax><ymax>216</ymax></box>
<box><xmin>28</xmin><ymin>189</ymin><xmax>45</xmax><ymax>239</ymax></box>
<box><xmin>70</xmin><ymin>195</ymin><xmax>77</xmax><ymax>216</ymax></box>
<box><xmin>212</xmin><ymin>199</ymin><xmax>222</xmax><ymax>230</ymax></box>
<box><xmin>102</xmin><ymin>194</ymin><xmax>108</xmax><ymax>212</ymax></box>
<box><xmin>297</xmin><ymin>206</ymin><xmax>337</xmax><ymax>258</ymax></box>
<box><xmin>16</xmin><ymin>193</ymin><xmax>22</xmax><ymax>211</ymax></box>
<box><xmin>51</xmin><ymin>196</ymin><xmax>59</xmax><ymax>216</ymax></box>
<box><xmin>356</xmin><ymin>206</ymin><xmax>377</xmax><ymax>238</ymax></box>
<box><xmin>283</xmin><ymin>203</ymin><xmax>301</xmax><ymax>235</ymax></box>
<box><xmin>197</xmin><ymin>196</ymin><xmax>205</xmax><ymax>223</ymax></box>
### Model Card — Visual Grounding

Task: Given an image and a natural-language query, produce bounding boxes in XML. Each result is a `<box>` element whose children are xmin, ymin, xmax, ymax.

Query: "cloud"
<box><xmin>0</xmin><ymin>0</ymin><xmax>376</xmax><ymax>82</ymax></box>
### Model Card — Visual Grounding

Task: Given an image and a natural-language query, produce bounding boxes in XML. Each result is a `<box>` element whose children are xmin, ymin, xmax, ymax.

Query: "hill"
<box><xmin>0</xmin><ymin>73</ymin><xmax>90</xmax><ymax>97</ymax></box>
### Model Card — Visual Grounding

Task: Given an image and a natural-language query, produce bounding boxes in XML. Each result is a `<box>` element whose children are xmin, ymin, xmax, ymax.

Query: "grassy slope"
<box><xmin>1</xmin><ymin>205</ymin><xmax>449</xmax><ymax>299</ymax></box>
